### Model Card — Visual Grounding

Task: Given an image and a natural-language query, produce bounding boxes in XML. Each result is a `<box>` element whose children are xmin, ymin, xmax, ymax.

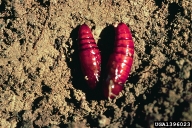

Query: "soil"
<box><xmin>0</xmin><ymin>0</ymin><xmax>192</xmax><ymax>127</ymax></box>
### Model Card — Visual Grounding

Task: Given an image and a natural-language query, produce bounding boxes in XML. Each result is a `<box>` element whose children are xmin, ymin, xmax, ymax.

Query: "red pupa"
<box><xmin>78</xmin><ymin>24</ymin><xmax>101</xmax><ymax>89</ymax></box>
<box><xmin>103</xmin><ymin>23</ymin><xmax>134</xmax><ymax>99</ymax></box>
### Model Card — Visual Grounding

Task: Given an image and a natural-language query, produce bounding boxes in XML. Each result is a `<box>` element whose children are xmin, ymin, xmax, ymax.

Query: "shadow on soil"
<box><xmin>166</xmin><ymin>2</ymin><xmax>184</xmax><ymax>41</ymax></box>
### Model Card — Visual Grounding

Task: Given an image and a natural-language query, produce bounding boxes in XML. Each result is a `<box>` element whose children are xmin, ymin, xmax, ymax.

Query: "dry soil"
<box><xmin>0</xmin><ymin>0</ymin><xmax>192</xmax><ymax>128</ymax></box>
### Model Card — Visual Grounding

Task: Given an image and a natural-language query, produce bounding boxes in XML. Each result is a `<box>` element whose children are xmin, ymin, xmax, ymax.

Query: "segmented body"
<box><xmin>103</xmin><ymin>23</ymin><xmax>134</xmax><ymax>99</ymax></box>
<box><xmin>78</xmin><ymin>24</ymin><xmax>101</xmax><ymax>89</ymax></box>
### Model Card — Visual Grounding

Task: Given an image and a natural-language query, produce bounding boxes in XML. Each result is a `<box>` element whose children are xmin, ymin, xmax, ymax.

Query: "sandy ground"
<box><xmin>0</xmin><ymin>0</ymin><xmax>192</xmax><ymax>127</ymax></box>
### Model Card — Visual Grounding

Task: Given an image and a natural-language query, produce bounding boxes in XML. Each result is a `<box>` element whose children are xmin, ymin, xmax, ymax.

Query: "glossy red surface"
<box><xmin>103</xmin><ymin>23</ymin><xmax>134</xmax><ymax>99</ymax></box>
<box><xmin>78</xmin><ymin>24</ymin><xmax>101</xmax><ymax>89</ymax></box>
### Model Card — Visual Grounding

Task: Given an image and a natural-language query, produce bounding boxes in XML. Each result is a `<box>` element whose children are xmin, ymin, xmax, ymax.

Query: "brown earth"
<box><xmin>0</xmin><ymin>0</ymin><xmax>192</xmax><ymax>127</ymax></box>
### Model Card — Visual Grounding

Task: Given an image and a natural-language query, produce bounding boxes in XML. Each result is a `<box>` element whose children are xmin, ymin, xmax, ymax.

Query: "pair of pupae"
<box><xmin>78</xmin><ymin>23</ymin><xmax>134</xmax><ymax>99</ymax></box>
